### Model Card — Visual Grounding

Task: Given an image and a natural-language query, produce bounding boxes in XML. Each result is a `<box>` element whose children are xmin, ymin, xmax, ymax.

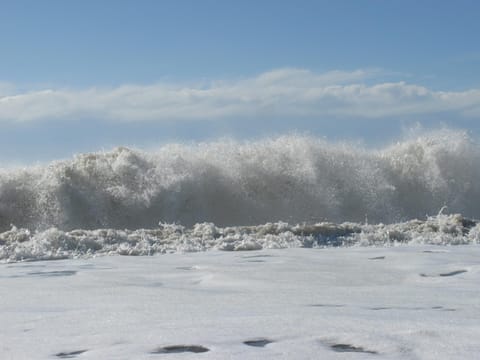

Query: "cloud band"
<box><xmin>0</xmin><ymin>69</ymin><xmax>479</xmax><ymax>123</ymax></box>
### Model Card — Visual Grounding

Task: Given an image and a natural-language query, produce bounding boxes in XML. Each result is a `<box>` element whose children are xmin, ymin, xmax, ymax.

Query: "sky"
<box><xmin>1</xmin><ymin>0</ymin><xmax>480</xmax><ymax>163</ymax></box>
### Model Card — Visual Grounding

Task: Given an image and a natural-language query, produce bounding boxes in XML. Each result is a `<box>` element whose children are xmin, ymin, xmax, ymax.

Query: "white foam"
<box><xmin>0</xmin><ymin>213</ymin><xmax>477</xmax><ymax>262</ymax></box>
<box><xmin>1</xmin><ymin>246</ymin><xmax>479</xmax><ymax>359</ymax></box>
<box><xmin>1</xmin><ymin>129</ymin><xmax>480</xmax><ymax>232</ymax></box>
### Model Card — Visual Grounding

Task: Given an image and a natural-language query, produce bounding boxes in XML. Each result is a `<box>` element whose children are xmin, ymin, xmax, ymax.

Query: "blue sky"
<box><xmin>1</xmin><ymin>0</ymin><xmax>480</xmax><ymax>162</ymax></box>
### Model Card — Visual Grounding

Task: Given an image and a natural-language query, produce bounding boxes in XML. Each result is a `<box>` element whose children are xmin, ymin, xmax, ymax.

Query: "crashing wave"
<box><xmin>1</xmin><ymin>129</ymin><xmax>480</xmax><ymax>232</ymax></box>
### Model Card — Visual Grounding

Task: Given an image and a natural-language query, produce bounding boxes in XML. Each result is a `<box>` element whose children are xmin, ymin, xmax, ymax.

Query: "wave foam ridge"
<box><xmin>1</xmin><ymin>213</ymin><xmax>479</xmax><ymax>262</ymax></box>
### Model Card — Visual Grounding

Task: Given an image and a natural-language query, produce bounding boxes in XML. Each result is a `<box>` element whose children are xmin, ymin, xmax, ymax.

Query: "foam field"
<box><xmin>1</xmin><ymin>246</ymin><xmax>479</xmax><ymax>359</ymax></box>
<box><xmin>1</xmin><ymin>213</ymin><xmax>479</xmax><ymax>262</ymax></box>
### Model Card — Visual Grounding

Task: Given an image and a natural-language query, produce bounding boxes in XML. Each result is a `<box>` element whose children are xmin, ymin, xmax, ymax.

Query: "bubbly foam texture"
<box><xmin>2</xmin><ymin>129</ymin><xmax>480</xmax><ymax>231</ymax></box>
<box><xmin>0</xmin><ymin>213</ymin><xmax>479</xmax><ymax>262</ymax></box>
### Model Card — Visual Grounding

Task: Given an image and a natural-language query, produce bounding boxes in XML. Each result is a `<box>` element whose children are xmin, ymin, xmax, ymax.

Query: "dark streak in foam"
<box><xmin>432</xmin><ymin>306</ymin><xmax>457</xmax><ymax>311</ymax></box>
<box><xmin>310</xmin><ymin>304</ymin><xmax>345</xmax><ymax>308</ymax></box>
<box><xmin>330</xmin><ymin>344</ymin><xmax>378</xmax><ymax>354</ymax></box>
<box><xmin>243</xmin><ymin>338</ymin><xmax>274</xmax><ymax>347</ymax></box>
<box><xmin>7</xmin><ymin>270</ymin><xmax>78</xmax><ymax>278</ymax></box>
<box><xmin>369</xmin><ymin>306</ymin><xmax>457</xmax><ymax>312</ymax></box>
<box><xmin>28</xmin><ymin>270</ymin><xmax>77</xmax><ymax>277</ymax></box>
<box><xmin>368</xmin><ymin>256</ymin><xmax>385</xmax><ymax>260</ymax></box>
<box><xmin>420</xmin><ymin>269</ymin><xmax>467</xmax><ymax>277</ymax></box>
<box><xmin>151</xmin><ymin>345</ymin><xmax>209</xmax><ymax>354</ymax></box>
<box><xmin>55</xmin><ymin>349</ymin><xmax>88</xmax><ymax>358</ymax></box>
<box><xmin>439</xmin><ymin>270</ymin><xmax>467</xmax><ymax>277</ymax></box>
<box><xmin>432</xmin><ymin>305</ymin><xmax>456</xmax><ymax>311</ymax></box>
<box><xmin>370</xmin><ymin>306</ymin><xmax>428</xmax><ymax>311</ymax></box>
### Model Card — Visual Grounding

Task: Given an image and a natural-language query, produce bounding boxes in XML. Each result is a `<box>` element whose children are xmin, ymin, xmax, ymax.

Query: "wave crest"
<box><xmin>1</xmin><ymin>129</ymin><xmax>480</xmax><ymax>231</ymax></box>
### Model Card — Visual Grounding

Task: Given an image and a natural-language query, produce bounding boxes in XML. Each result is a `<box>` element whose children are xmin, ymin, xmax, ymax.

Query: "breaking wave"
<box><xmin>2</xmin><ymin>128</ymin><xmax>480</xmax><ymax>261</ymax></box>
<box><xmin>2</xmin><ymin>128</ymin><xmax>480</xmax><ymax>231</ymax></box>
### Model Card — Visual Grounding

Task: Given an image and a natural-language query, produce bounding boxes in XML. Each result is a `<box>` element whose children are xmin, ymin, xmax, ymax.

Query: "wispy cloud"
<box><xmin>1</xmin><ymin>68</ymin><xmax>479</xmax><ymax>123</ymax></box>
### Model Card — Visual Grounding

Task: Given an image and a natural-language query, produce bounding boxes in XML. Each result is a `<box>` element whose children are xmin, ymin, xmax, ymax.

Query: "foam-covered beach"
<box><xmin>1</xmin><ymin>246</ymin><xmax>479</xmax><ymax>359</ymax></box>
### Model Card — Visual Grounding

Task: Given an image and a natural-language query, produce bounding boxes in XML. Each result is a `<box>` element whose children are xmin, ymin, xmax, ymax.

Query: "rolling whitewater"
<box><xmin>1</xmin><ymin>128</ymin><xmax>480</xmax><ymax>262</ymax></box>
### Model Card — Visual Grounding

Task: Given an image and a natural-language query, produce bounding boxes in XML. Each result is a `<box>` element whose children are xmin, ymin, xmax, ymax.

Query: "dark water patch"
<box><xmin>460</xmin><ymin>217</ymin><xmax>477</xmax><ymax>231</ymax></box>
<box><xmin>55</xmin><ymin>349</ymin><xmax>88</xmax><ymax>358</ymax></box>
<box><xmin>243</xmin><ymin>338</ymin><xmax>274</xmax><ymax>347</ymax></box>
<box><xmin>421</xmin><ymin>269</ymin><xmax>467</xmax><ymax>277</ymax></box>
<box><xmin>28</xmin><ymin>270</ymin><xmax>77</xmax><ymax>277</ymax></box>
<box><xmin>440</xmin><ymin>270</ymin><xmax>467</xmax><ymax>277</ymax></box>
<box><xmin>331</xmin><ymin>344</ymin><xmax>377</xmax><ymax>354</ymax></box>
<box><xmin>245</xmin><ymin>259</ymin><xmax>266</xmax><ymax>263</ymax></box>
<box><xmin>151</xmin><ymin>345</ymin><xmax>209</xmax><ymax>354</ymax></box>
<box><xmin>368</xmin><ymin>256</ymin><xmax>385</xmax><ymax>260</ymax></box>
<box><xmin>309</xmin><ymin>304</ymin><xmax>345</xmax><ymax>308</ymax></box>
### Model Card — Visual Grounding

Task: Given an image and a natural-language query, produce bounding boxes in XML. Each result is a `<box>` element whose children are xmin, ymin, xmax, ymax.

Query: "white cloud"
<box><xmin>0</xmin><ymin>68</ymin><xmax>479</xmax><ymax>123</ymax></box>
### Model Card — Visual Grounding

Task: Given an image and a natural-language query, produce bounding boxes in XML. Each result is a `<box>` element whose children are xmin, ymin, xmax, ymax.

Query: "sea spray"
<box><xmin>1</xmin><ymin>129</ymin><xmax>480</xmax><ymax>232</ymax></box>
